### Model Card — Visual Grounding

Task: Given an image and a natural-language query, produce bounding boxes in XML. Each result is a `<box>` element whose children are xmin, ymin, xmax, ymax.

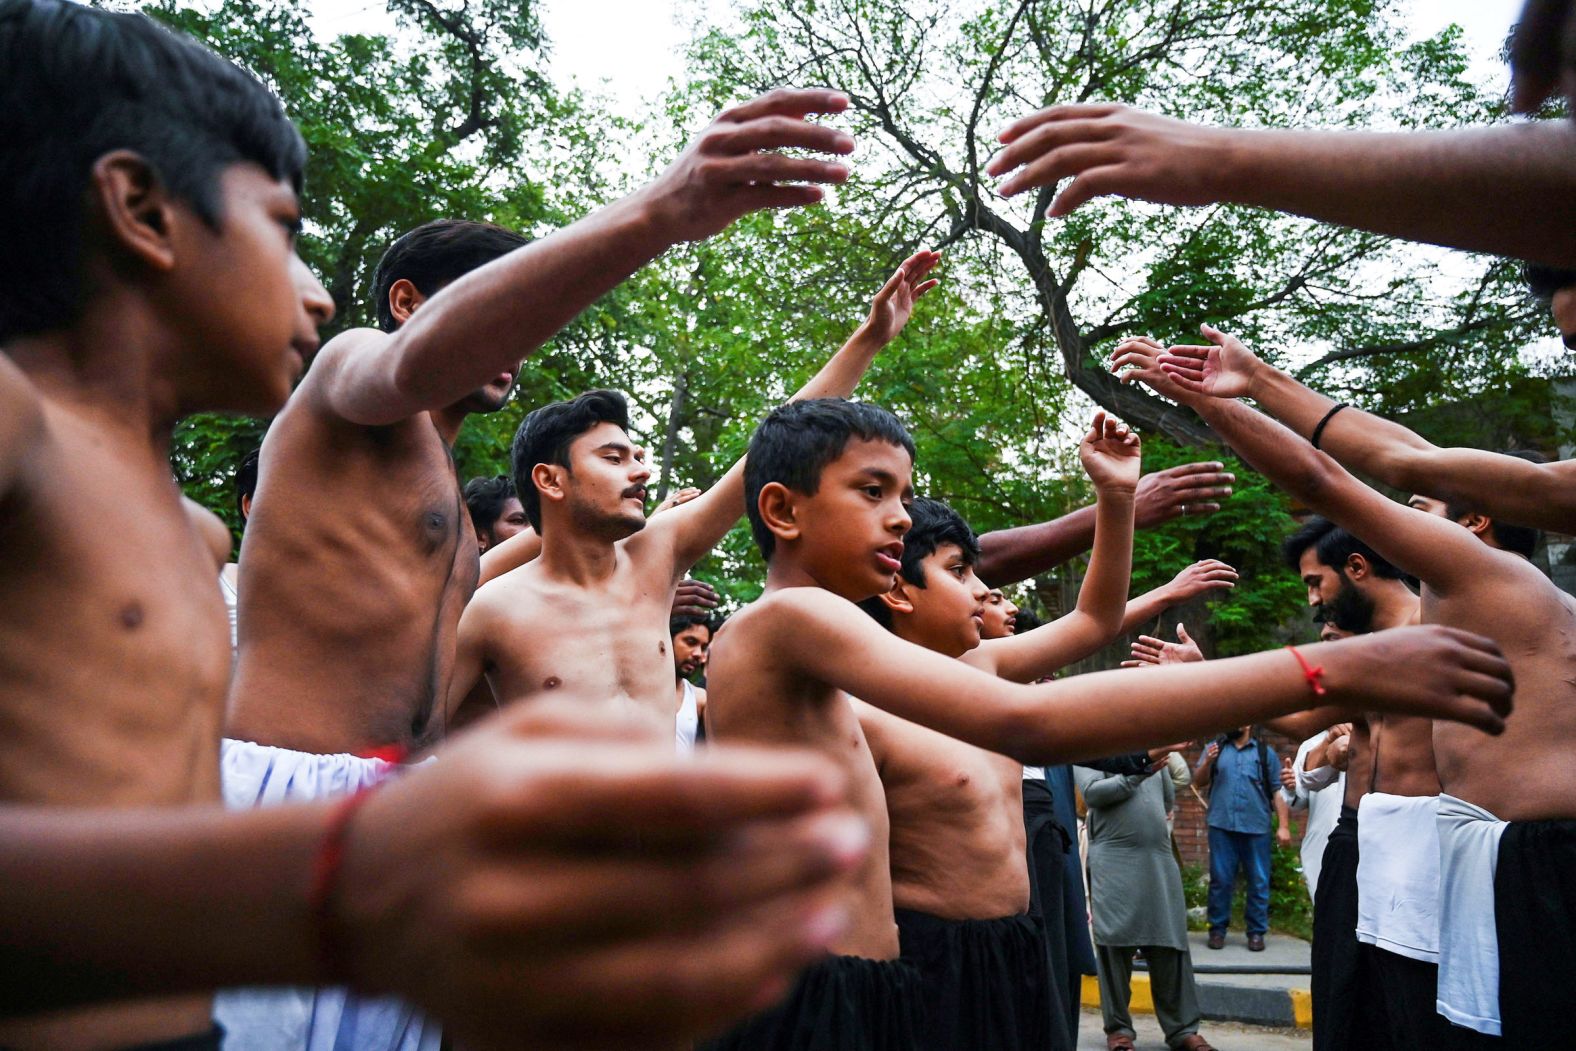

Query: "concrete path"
<box><xmin>1074</xmin><ymin>1007</ymin><xmax>1312</xmax><ymax>1050</ymax></box>
<box><xmin>1084</xmin><ymin>930</ymin><xmax>1313</xmax><ymax>1029</ymax></box>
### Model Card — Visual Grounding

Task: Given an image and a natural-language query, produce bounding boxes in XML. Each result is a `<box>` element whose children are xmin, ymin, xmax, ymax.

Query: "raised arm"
<box><xmin>986</xmin><ymin>103</ymin><xmax>1576</xmax><ymax>266</ymax></box>
<box><xmin>1075</xmin><ymin>765</ymin><xmax>1149</xmax><ymax>808</ymax></box>
<box><xmin>973</xmin><ymin>412</ymin><xmax>1138</xmax><ymax>682</ymax></box>
<box><xmin>1119</xmin><ymin>560</ymin><xmax>1238</xmax><ymax>637</ymax></box>
<box><xmin>1159</xmin><ymin>325</ymin><xmax>1576</xmax><ymax>535</ymax></box>
<box><xmin>975</xmin><ymin>461</ymin><xmax>1233</xmax><ymax>587</ymax></box>
<box><xmin>309</xmin><ymin>89</ymin><xmax>856</xmax><ymax>426</ymax></box>
<box><xmin>1117</xmin><ymin>337</ymin><xmax>1504</xmax><ymax>597</ymax></box>
<box><xmin>659</xmin><ymin>250</ymin><xmax>940</xmax><ymax>571</ymax></box>
<box><xmin>765</xmin><ymin>588</ymin><xmax>1511</xmax><ymax>768</ymax></box>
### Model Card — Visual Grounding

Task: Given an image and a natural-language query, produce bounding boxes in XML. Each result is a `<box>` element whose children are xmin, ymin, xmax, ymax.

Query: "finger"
<box><xmin>870</xmin><ymin>264</ymin><xmax>907</xmax><ymax>304</ymax></box>
<box><xmin>1175</xmin><ymin>623</ymin><xmax>1194</xmax><ymax>643</ymax></box>
<box><xmin>1160</xmin><ymin>365</ymin><xmax>1209</xmax><ymax>394</ymax></box>
<box><xmin>1158</xmin><ymin>461</ymin><xmax>1226</xmax><ymax>479</ymax></box>
<box><xmin>732</xmin><ymin>184</ymin><xmax>829</xmax><ymax>212</ymax></box>
<box><xmin>1440</xmin><ymin>695</ymin><xmax>1508</xmax><ymax>736</ymax></box>
<box><xmin>720</xmin><ymin>87</ymin><xmax>850</xmax><ymax>124</ymax></box>
<box><xmin>710</xmin><ymin>115</ymin><xmax>857</xmax><ymax>157</ymax></box>
<box><xmin>912</xmin><ymin>278</ymin><xmax>940</xmax><ymax>298</ymax></box>
<box><xmin>1135</xmin><ymin>635</ymin><xmax>1168</xmax><ymax>648</ymax></box>
<box><xmin>709</xmin><ymin>155</ymin><xmax>851</xmax><ymax>186</ymax></box>
<box><xmin>991</xmin><ymin>120</ymin><xmax>1124</xmax><ymax>179</ymax></box>
<box><xmin>995</xmin><ymin>102</ymin><xmax>1126</xmax><ymax>145</ymax></box>
<box><xmin>1171</xmin><ymin>484</ymin><xmax>1235</xmax><ymax>502</ymax></box>
<box><xmin>1158</xmin><ymin>346</ymin><xmax>1210</xmax><ymax>364</ymax></box>
<box><xmin>1119</xmin><ymin>660</ymin><xmax>1145</xmax><ymax>668</ymax></box>
<box><xmin>477</xmin><ymin>746</ymin><xmax>850</xmax><ymax>843</ymax></box>
<box><xmin>998</xmin><ymin>140</ymin><xmax>1126</xmax><ymax>198</ymax></box>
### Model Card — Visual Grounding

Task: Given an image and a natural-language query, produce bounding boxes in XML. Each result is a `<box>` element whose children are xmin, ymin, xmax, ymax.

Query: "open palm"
<box><xmin>1159</xmin><ymin>324</ymin><xmax>1263</xmax><ymax>400</ymax></box>
<box><xmin>864</xmin><ymin>249</ymin><xmax>941</xmax><ymax>344</ymax></box>
<box><xmin>1078</xmin><ymin>411</ymin><xmax>1142</xmax><ymax>491</ymax></box>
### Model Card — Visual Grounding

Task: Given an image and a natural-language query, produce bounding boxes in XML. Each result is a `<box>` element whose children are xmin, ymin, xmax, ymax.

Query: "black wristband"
<box><xmin>1309</xmin><ymin>403</ymin><xmax>1348</xmax><ymax>450</ymax></box>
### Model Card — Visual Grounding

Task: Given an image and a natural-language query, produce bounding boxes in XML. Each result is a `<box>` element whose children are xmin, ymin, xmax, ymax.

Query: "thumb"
<box><xmin>1200</xmin><ymin>322</ymin><xmax>1224</xmax><ymax>346</ymax></box>
<box><xmin>1175</xmin><ymin>623</ymin><xmax>1193</xmax><ymax>644</ymax></box>
<box><xmin>1282</xmin><ymin>756</ymin><xmax>1293</xmax><ymax>769</ymax></box>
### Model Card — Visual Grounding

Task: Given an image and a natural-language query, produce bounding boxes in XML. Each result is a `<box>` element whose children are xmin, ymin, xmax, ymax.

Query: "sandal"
<box><xmin>1175</xmin><ymin>1036</ymin><xmax>1216</xmax><ymax>1051</ymax></box>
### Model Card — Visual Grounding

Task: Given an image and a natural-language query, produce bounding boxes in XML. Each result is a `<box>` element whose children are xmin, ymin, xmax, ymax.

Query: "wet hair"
<box><xmin>463</xmin><ymin>475</ymin><xmax>518</xmax><ymax>536</ymax></box>
<box><xmin>1444</xmin><ymin>451</ymin><xmax>1545</xmax><ymax>559</ymax></box>
<box><xmin>1281</xmin><ymin>516</ymin><xmax>1404</xmax><ymax>580</ymax></box>
<box><xmin>743</xmin><ymin>398</ymin><xmax>916</xmax><ymax>561</ymax></box>
<box><xmin>856</xmin><ymin>497</ymin><xmax>980</xmax><ymax>629</ymax></box>
<box><xmin>1525</xmin><ymin>262</ymin><xmax>1576</xmax><ymax>305</ymax></box>
<box><xmin>371</xmin><ymin>219</ymin><xmax>529</xmax><ymax>332</ymax></box>
<box><xmin>0</xmin><ymin>0</ymin><xmax>305</xmax><ymax>343</ymax></box>
<box><xmin>235</xmin><ymin>447</ymin><xmax>260</xmax><ymax>522</ymax></box>
<box><xmin>510</xmin><ymin>389</ymin><xmax>631</xmax><ymax>532</ymax></box>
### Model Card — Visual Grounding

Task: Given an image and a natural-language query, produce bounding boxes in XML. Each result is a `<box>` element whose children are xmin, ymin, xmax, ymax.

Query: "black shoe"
<box><xmin>1247</xmin><ymin>933</ymin><xmax>1266</xmax><ymax>952</ymax></box>
<box><xmin>1206</xmin><ymin>931</ymin><xmax>1225</xmax><ymax>950</ymax></box>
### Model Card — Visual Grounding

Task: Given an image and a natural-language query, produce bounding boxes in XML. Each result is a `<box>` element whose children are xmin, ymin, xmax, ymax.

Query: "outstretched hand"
<box><xmin>672</xmin><ymin>578</ymin><xmax>719</xmax><ymax>619</ymax></box>
<box><xmin>861</xmin><ymin>250</ymin><xmax>941</xmax><ymax>345</ymax></box>
<box><xmin>986</xmin><ymin>103</ymin><xmax>1232</xmax><ymax>214</ymax></box>
<box><xmin>1510</xmin><ymin>0</ymin><xmax>1576</xmax><ymax>113</ymax></box>
<box><xmin>1158</xmin><ymin>325</ymin><xmax>1265</xmax><ymax>400</ymax></box>
<box><xmin>1316</xmin><ymin>625</ymin><xmax>1514</xmax><ymax>735</ymax></box>
<box><xmin>1121</xmin><ymin>623</ymin><xmax>1205</xmax><ymax>668</ymax></box>
<box><xmin>645</xmin><ymin>88</ymin><xmax>854</xmax><ymax>243</ymax></box>
<box><xmin>1078</xmin><ymin>410</ymin><xmax>1142</xmax><ymax>492</ymax></box>
<box><xmin>1111</xmin><ymin>335</ymin><xmax>1189</xmax><ymax>401</ymax></box>
<box><xmin>1165</xmin><ymin>559</ymin><xmax>1239</xmax><ymax>603</ymax></box>
<box><xmin>1132</xmin><ymin>462</ymin><xmax>1235</xmax><ymax>526</ymax></box>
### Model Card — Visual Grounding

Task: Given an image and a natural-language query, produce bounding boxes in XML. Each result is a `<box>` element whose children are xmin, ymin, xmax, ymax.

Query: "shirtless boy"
<box><xmin>447</xmin><ymin>251</ymin><xmax>940</xmax><ymax>736</ymax></box>
<box><xmin>0</xmin><ymin>8</ymin><xmax>871</xmax><ymax>1046</ymax></box>
<box><xmin>701</xmin><ymin>396</ymin><xmax>1514</xmax><ymax>1048</ymax></box>
<box><xmin>1124</xmin><ymin>328</ymin><xmax>1576</xmax><ymax>1044</ymax></box>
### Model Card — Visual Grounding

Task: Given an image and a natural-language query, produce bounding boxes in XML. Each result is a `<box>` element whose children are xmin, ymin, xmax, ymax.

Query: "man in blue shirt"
<box><xmin>1194</xmin><ymin>727</ymin><xmax>1291</xmax><ymax>951</ymax></box>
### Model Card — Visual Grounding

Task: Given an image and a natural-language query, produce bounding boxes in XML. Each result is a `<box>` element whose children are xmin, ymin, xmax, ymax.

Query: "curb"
<box><xmin>1080</xmin><ymin>975</ymin><xmax>1312</xmax><ymax>1030</ymax></box>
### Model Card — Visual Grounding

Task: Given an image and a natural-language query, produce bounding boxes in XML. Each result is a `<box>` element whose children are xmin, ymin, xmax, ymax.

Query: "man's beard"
<box><xmin>1327</xmin><ymin>575</ymin><xmax>1377</xmax><ymax>633</ymax></box>
<box><xmin>567</xmin><ymin>488</ymin><xmax>647</xmax><ymax>542</ymax></box>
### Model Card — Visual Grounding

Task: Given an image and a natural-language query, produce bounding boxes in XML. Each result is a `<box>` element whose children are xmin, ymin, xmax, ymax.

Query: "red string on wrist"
<box><xmin>309</xmin><ymin>748</ymin><xmax>407</xmax><ymax>983</ymax></box>
<box><xmin>1286</xmin><ymin>645</ymin><xmax>1327</xmax><ymax>697</ymax></box>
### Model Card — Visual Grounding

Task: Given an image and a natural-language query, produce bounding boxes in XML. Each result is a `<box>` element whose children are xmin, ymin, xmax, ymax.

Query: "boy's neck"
<box><xmin>6</xmin><ymin>301</ymin><xmax>183</xmax><ymax>443</ymax></box>
<box><xmin>890</xmin><ymin>616</ymin><xmax>969</xmax><ymax>660</ymax></box>
<box><xmin>763</xmin><ymin>547</ymin><xmax>872</xmax><ymax>602</ymax></box>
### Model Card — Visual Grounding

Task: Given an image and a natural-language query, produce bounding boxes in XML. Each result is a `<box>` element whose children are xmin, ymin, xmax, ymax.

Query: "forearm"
<box><xmin>1190</xmin><ymin>396</ymin><xmax>1337</xmax><ymax>510</ymax></box>
<box><xmin>385</xmin><ymin>194</ymin><xmax>672</xmax><ymax>414</ymax></box>
<box><xmin>976</xmin><ymin>505</ymin><xmax>1096</xmax><ymax>588</ymax></box>
<box><xmin>790</xmin><ymin>326</ymin><xmax>887</xmax><ymax>403</ymax></box>
<box><xmin>1192</xmin><ymin>761</ymin><xmax>1213</xmax><ymax>790</ymax></box>
<box><xmin>0</xmin><ymin>804</ymin><xmax>328</xmax><ymax>1014</ymax></box>
<box><xmin>1080</xmin><ymin>753</ymin><xmax>1152</xmax><ymax>776</ymax></box>
<box><xmin>1275</xmin><ymin>792</ymin><xmax>1291</xmax><ymax>827</ymax></box>
<box><xmin>1220</xmin><ymin>121</ymin><xmax>1576</xmax><ymax>267</ymax></box>
<box><xmin>1074</xmin><ymin>488</ymin><xmax>1134</xmax><ymax>635</ymax></box>
<box><xmin>1120</xmin><ymin>584</ymin><xmax>1178</xmax><ymax>636</ymax></box>
<box><xmin>1078</xmin><ymin>771</ymin><xmax>1144</xmax><ymax>806</ymax></box>
<box><xmin>478</xmin><ymin>527</ymin><xmax>542</xmax><ymax>586</ymax></box>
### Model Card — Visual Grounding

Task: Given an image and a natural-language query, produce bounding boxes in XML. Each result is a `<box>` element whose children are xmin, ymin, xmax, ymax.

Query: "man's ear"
<box><xmin>1343</xmin><ymin>552</ymin><xmax>1370</xmax><ymax>582</ymax></box>
<box><xmin>756</xmin><ymin>482</ymin><xmax>801</xmax><ymax>547</ymax></box>
<box><xmin>387</xmin><ymin>278</ymin><xmax>428</xmax><ymax>327</ymax></box>
<box><xmin>878</xmin><ymin>575</ymin><xmax>916</xmax><ymax>618</ymax></box>
<box><xmin>1457</xmin><ymin>511</ymin><xmax>1493</xmax><ymax>541</ymax></box>
<box><xmin>531</xmin><ymin>463</ymin><xmax>566</xmax><ymax>516</ymax></box>
<box><xmin>88</xmin><ymin>151</ymin><xmax>179</xmax><ymax>274</ymax></box>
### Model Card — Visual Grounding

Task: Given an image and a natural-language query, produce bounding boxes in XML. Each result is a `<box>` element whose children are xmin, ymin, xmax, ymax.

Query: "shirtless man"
<box><xmin>463</xmin><ymin>474</ymin><xmax>531</xmax><ymax>554</ymax></box>
<box><xmin>700</xmin><ymin>396</ymin><xmax>1514</xmax><ymax>1049</ymax></box>
<box><xmin>1122</xmin><ymin>329</ymin><xmax>1576</xmax><ymax>1044</ymax></box>
<box><xmin>447</xmin><ymin>251</ymin><xmax>941</xmax><ymax>736</ymax></box>
<box><xmin>672</xmin><ymin>612</ymin><xmax>713</xmax><ymax>752</ymax></box>
<box><xmin>0</xmin><ymin>7</ymin><xmax>868</xmax><ymax>1049</ymax></box>
<box><xmin>227</xmin><ymin>83</ymin><xmax>860</xmax><ymax>755</ymax></box>
<box><xmin>850</xmin><ymin>434</ymin><xmax>1143</xmax><ymax>1051</ymax></box>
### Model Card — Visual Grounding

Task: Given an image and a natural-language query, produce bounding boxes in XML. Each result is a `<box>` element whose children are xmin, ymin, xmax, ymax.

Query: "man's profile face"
<box><xmin>480</xmin><ymin>496</ymin><xmax>529</xmax><ymax>551</ymax></box>
<box><xmin>980</xmin><ymin>588</ymin><xmax>1018</xmax><ymax>640</ymax></box>
<box><xmin>901</xmin><ymin>544</ymin><xmax>989</xmax><ymax>656</ymax></box>
<box><xmin>784</xmin><ymin>438</ymin><xmax>914</xmax><ymax>601</ymax></box>
<box><xmin>563</xmin><ymin>421</ymin><xmax>650</xmax><ymax>540</ymax></box>
<box><xmin>1297</xmin><ymin>547</ymin><xmax>1342</xmax><ymax>608</ymax></box>
<box><xmin>673</xmin><ymin>623</ymin><xmax>711</xmax><ymax>678</ymax></box>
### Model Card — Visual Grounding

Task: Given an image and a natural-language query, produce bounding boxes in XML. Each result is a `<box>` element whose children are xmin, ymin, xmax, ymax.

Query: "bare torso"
<box><xmin>857</xmin><ymin>703</ymin><xmax>1030</xmax><ymax>920</ymax></box>
<box><xmin>453</xmin><ymin>529</ymin><xmax>682</xmax><ymax>737</ymax></box>
<box><xmin>706</xmin><ymin>599</ymin><xmax>900</xmax><ymax>960</ymax></box>
<box><xmin>0</xmin><ymin>388</ymin><xmax>229</xmax><ymax>1048</ymax></box>
<box><xmin>226</xmin><ymin>389</ymin><xmax>478</xmax><ymax>752</ymax></box>
<box><xmin>1426</xmin><ymin>553</ymin><xmax>1576</xmax><ymax>821</ymax></box>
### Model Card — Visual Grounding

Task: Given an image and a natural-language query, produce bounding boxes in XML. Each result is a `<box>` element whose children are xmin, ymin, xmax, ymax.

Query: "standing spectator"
<box><xmin>1194</xmin><ymin>726</ymin><xmax>1290</xmax><ymax>951</ymax></box>
<box><xmin>1077</xmin><ymin>764</ymin><xmax>1214</xmax><ymax>1051</ymax></box>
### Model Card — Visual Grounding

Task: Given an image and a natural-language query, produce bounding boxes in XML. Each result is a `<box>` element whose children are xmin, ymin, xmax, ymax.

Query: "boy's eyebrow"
<box><xmin>592</xmin><ymin>441</ymin><xmax>632</xmax><ymax>455</ymax></box>
<box><xmin>855</xmin><ymin>467</ymin><xmax>903</xmax><ymax>485</ymax></box>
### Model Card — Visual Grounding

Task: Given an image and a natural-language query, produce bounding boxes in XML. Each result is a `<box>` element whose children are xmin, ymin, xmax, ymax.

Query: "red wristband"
<box><xmin>1286</xmin><ymin>645</ymin><xmax>1327</xmax><ymax>697</ymax></box>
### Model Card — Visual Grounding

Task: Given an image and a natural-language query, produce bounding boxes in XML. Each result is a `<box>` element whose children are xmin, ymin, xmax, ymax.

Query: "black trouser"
<box><xmin>1495</xmin><ymin>817</ymin><xmax>1576</xmax><ymax>1045</ymax></box>
<box><xmin>1023</xmin><ymin>779</ymin><xmax>1077</xmax><ymax>1051</ymax></box>
<box><xmin>1312</xmin><ymin>806</ymin><xmax>1390</xmax><ymax>1051</ymax></box>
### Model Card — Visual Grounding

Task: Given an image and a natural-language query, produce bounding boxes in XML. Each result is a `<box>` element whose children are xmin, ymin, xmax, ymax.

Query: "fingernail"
<box><xmin>835</xmin><ymin>134</ymin><xmax>855</xmax><ymax>151</ymax></box>
<box><xmin>811</xmin><ymin>813</ymin><xmax>870</xmax><ymax>866</ymax></box>
<box><xmin>1224</xmin><ymin>473</ymin><xmax>1236</xmax><ymax>481</ymax></box>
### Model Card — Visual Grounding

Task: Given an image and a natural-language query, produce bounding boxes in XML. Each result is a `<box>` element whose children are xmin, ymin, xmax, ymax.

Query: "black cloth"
<box><xmin>9</xmin><ymin>1027</ymin><xmax>229</xmax><ymax>1051</ymax></box>
<box><xmin>1022</xmin><ymin>776</ymin><xmax>1079</xmax><ymax>1051</ymax></box>
<box><xmin>1369</xmin><ymin>947</ymin><xmax>1461</xmax><ymax>1050</ymax></box>
<box><xmin>1078</xmin><ymin>753</ymin><xmax>1151</xmax><ymax>776</ymax></box>
<box><xmin>1495</xmin><ymin>816</ymin><xmax>1576</xmax><ymax>1045</ymax></box>
<box><xmin>698</xmin><ymin>953</ymin><xmax>922</xmax><ymax>1051</ymax></box>
<box><xmin>895</xmin><ymin>908</ymin><xmax>1051</xmax><ymax>1051</ymax></box>
<box><xmin>1311</xmin><ymin>806</ymin><xmax>1390</xmax><ymax>1051</ymax></box>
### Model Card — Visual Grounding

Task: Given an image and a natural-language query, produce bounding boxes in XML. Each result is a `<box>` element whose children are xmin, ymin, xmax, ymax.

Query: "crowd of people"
<box><xmin>1</xmin><ymin>0</ymin><xmax>1573</xmax><ymax>1049</ymax></box>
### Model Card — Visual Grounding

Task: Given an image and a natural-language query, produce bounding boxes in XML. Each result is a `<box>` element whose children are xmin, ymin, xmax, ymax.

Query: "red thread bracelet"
<box><xmin>1286</xmin><ymin>645</ymin><xmax>1327</xmax><ymax>697</ymax></box>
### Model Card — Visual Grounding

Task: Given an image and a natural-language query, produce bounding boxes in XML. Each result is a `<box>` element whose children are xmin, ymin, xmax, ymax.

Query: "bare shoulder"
<box><xmin>289</xmin><ymin>328</ymin><xmax>385</xmax><ymax>411</ymax></box>
<box><xmin>0</xmin><ymin>354</ymin><xmax>46</xmax><ymax>478</ymax></box>
<box><xmin>182</xmin><ymin>497</ymin><xmax>233</xmax><ymax>569</ymax></box>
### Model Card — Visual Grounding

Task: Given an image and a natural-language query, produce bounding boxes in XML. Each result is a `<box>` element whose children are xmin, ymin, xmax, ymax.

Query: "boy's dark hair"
<box><xmin>1281</xmin><ymin>516</ymin><xmax>1404</xmax><ymax>580</ymax></box>
<box><xmin>1012</xmin><ymin>609</ymin><xmax>1043</xmax><ymax>633</ymax></box>
<box><xmin>510</xmin><ymin>389</ymin><xmax>631</xmax><ymax>532</ymax></box>
<box><xmin>371</xmin><ymin>219</ymin><xmax>529</xmax><ymax>332</ymax></box>
<box><xmin>1443</xmin><ymin>450</ymin><xmax>1545</xmax><ymax>559</ymax></box>
<box><xmin>743</xmin><ymin>398</ymin><xmax>916</xmax><ymax>561</ymax></box>
<box><xmin>235</xmin><ymin>448</ymin><xmax>260</xmax><ymax>521</ymax></box>
<box><xmin>463</xmin><ymin>475</ymin><xmax>516</xmax><ymax>534</ymax></box>
<box><xmin>1524</xmin><ymin>262</ymin><xmax>1576</xmax><ymax>305</ymax></box>
<box><xmin>1</xmin><ymin>0</ymin><xmax>306</xmax><ymax>343</ymax></box>
<box><xmin>857</xmin><ymin>497</ymin><xmax>980</xmax><ymax>629</ymax></box>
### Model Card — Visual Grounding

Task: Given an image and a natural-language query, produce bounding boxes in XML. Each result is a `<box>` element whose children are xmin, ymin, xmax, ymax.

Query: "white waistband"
<box><xmin>1355</xmin><ymin>793</ymin><xmax>1441</xmax><ymax>962</ymax></box>
<box><xmin>1434</xmin><ymin>793</ymin><xmax>1508</xmax><ymax>1036</ymax></box>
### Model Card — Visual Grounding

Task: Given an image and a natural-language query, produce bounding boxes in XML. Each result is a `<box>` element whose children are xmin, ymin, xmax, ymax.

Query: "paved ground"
<box><xmin>1075</xmin><ymin>1008</ymin><xmax>1312</xmax><ymax>1050</ymax></box>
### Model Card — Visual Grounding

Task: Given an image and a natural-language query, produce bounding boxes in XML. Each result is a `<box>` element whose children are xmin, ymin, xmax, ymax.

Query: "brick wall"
<box><xmin>1171</xmin><ymin>731</ymin><xmax>1305</xmax><ymax>867</ymax></box>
